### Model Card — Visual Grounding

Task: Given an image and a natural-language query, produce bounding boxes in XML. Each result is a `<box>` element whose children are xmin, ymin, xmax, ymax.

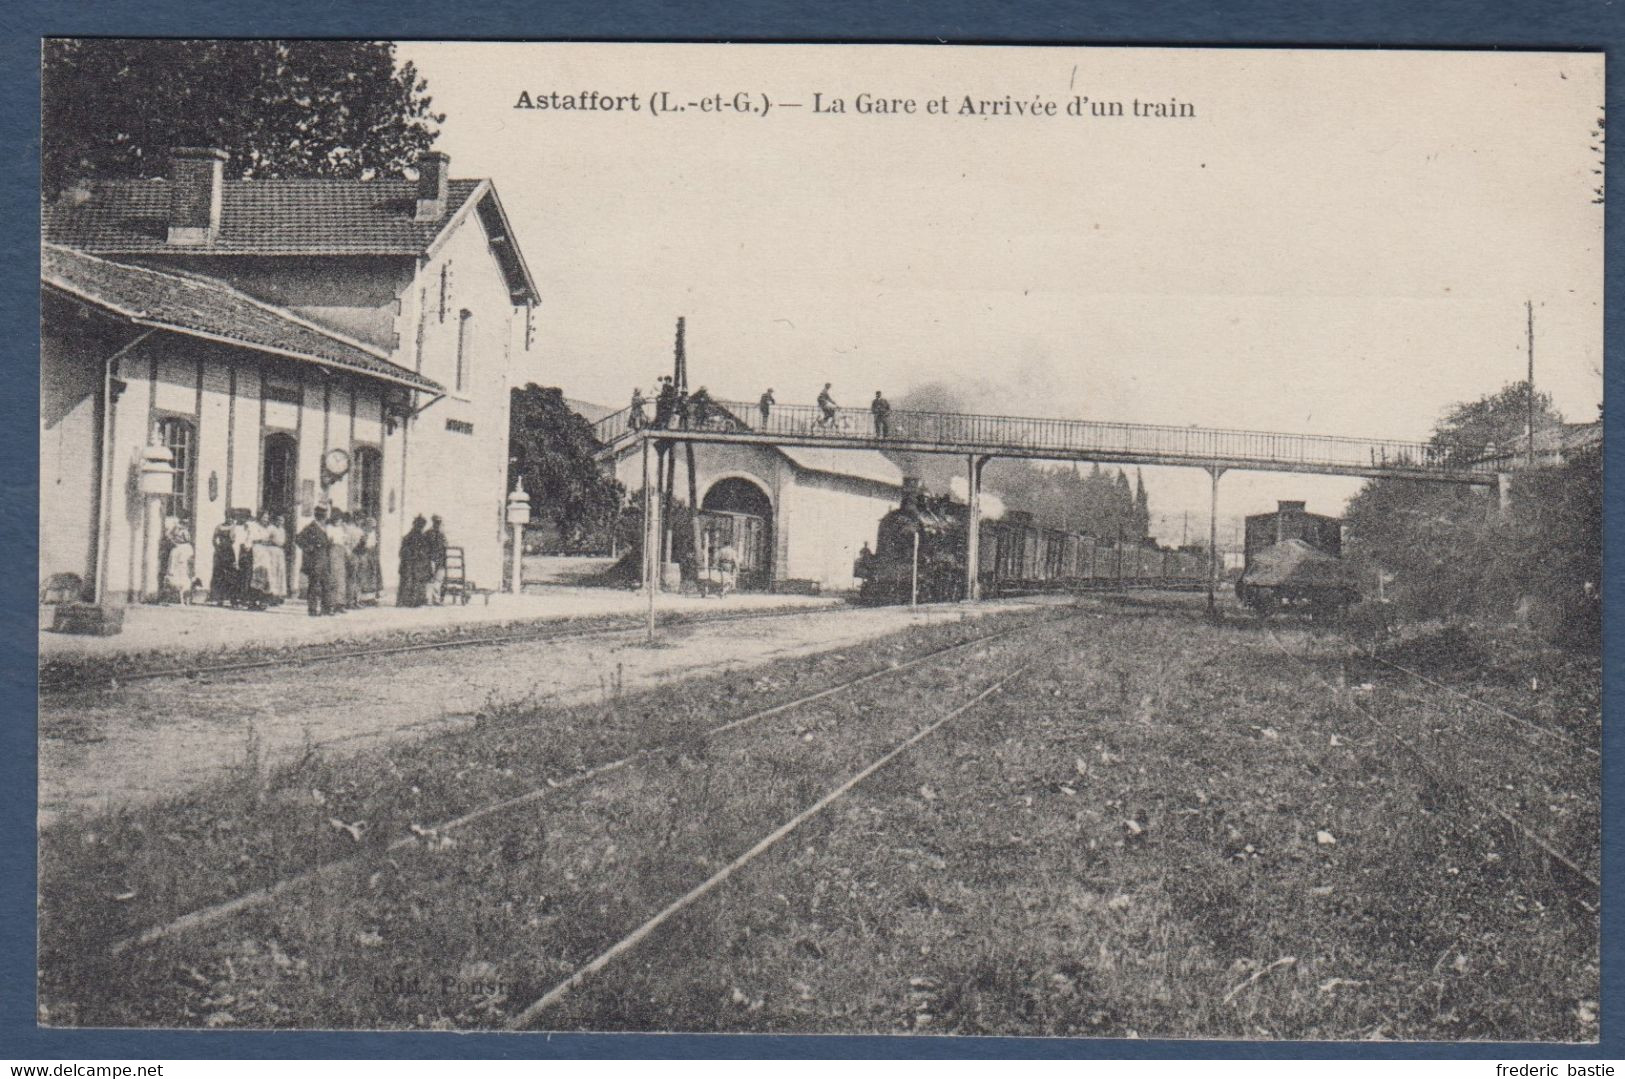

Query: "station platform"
<box><xmin>39</xmin><ymin>583</ymin><xmax>838</xmax><ymax>667</ymax></box>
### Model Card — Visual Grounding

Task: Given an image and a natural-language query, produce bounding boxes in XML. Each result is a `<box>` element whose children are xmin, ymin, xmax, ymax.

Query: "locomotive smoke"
<box><xmin>947</xmin><ymin>476</ymin><xmax>1006</xmax><ymax>520</ymax></box>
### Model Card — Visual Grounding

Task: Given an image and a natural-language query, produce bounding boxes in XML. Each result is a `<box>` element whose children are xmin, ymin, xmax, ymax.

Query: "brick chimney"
<box><xmin>167</xmin><ymin>147</ymin><xmax>228</xmax><ymax>245</ymax></box>
<box><xmin>415</xmin><ymin>151</ymin><xmax>450</xmax><ymax>221</ymax></box>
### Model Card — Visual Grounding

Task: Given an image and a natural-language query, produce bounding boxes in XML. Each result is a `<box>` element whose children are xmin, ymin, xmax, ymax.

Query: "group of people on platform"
<box><xmin>157</xmin><ymin>507</ymin><xmax>386</xmax><ymax>614</ymax></box>
<box><xmin>292</xmin><ymin>505</ymin><xmax>385</xmax><ymax>616</ymax></box>
<box><xmin>625</xmin><ymin>383</ymin><xmax>892</xmax><ymax>437</ymax></box>
<box><xmin>161</xmin><ymin>509</ymin><xmax>310</xmax><ymax>611</ymax></box>
<box><xmin>395</xmin><ymin>514</ymin><xmax>450</xmax><ymax>608</ymax></box>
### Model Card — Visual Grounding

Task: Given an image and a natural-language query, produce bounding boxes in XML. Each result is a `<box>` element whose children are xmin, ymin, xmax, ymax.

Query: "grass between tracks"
<box><xmin>39</xmin><ymin>597</ymin><xmax>1599</xmax><ymax>1040</ymax></box>
<box><xmin>38</xmin><ymin>608</ymin><xmax>1039</xmax><ymax>1023</ymax></box>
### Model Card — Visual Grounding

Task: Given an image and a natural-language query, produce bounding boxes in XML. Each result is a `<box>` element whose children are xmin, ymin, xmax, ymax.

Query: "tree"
<box><xmin>42</xmin><ymin>40</ymin><xmax>441</xmax><ymax>193</ymax></box>
<box><xmin>1133</xmin><ymin>469</ymin><xmax>1151</xmax><ymax>538</ymax></box>
<box><xmin>1430</xmin><ymin>380</ymin><xmax>1559</xmax><ymax>463</ymax></box>
<box><xmin>508</xmin><ymin>385</ymin><xmax>625</xmax><ymax>548</ymax></box>
<box><xmin>1343</xmin><ymin>380</ymin><xmax>1597</xmax><ymax>644</ymax></box>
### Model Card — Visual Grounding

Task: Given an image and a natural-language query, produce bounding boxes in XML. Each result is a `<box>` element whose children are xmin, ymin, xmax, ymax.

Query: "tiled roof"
<box><xmin>43</xmin><ymin>177</ymin><xmax>484</xmax><ymax>256</ymax></box>
<box><xmin>777</xmin><ymin>446</ymin><xmax>904</xmax><ymax>488</ymax></box>
<box><xmin>43</xmin><ymin>245</ymin><xmax>443</xmax><ymax>393</ymax></box>
<box><xmin>1561</xmin><ymin>421</ymin><xmax>1603</xmax><ymax>453</ymax></box>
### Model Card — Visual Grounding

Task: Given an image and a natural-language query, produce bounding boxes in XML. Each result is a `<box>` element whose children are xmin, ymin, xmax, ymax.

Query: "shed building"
<box><xmin>610</xmin><ymin>438</ymin><xmax>905</xmax><ymax>592</ymax></box>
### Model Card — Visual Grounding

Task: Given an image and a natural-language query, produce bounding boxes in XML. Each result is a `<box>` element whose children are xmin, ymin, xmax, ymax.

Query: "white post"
<box><xmin>143</xmin><ymin>496</ymin><xmax>166</xmax><ymax>601</ymax></box>
<box><xmin>964</xmin><ymin>454</ymin><xmax>985</xmax><ymax>602</ymax></box>
<box><xmin>506</xmin><ymin>477</ymin><xmax>531</xmax><ymax>595</ymax></box>
<box><xmin>911</xmin><ymin>530</ymin><xmax>920</xmax><ymax>608</ymax></box>
<box><xmin>137</xmin><ymin>432</ymin><xmax>176</xmax><ymax>602</ymax></box>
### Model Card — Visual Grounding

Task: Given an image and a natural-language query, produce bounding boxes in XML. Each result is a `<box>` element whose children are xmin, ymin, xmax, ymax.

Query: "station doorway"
<box><xmin>261</xmin><ymin>433</ymin><xmax>299</xmax><ymax>521</ymax></box>
<box><xmin>699</xmin><ymin>477</ymin><xmax>773</xmax><ymax>590</ymax></box>
<box><xmin>261</xmin><ymin>432</ymin><xmax>299</xmax><ymax>585</ymax></box>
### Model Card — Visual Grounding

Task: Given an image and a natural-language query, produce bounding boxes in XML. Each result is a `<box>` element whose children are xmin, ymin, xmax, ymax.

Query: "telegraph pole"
<box><xmin>1205</xmin><ymin>466</ymin><xmax>1225</xmax><ymax>619</ymax></box>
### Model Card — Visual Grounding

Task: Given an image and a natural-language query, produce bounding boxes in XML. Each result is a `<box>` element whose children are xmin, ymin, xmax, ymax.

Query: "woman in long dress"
<box><xmin>165</xmin><ymin>525</ymin><xmax>195</xmax><ymax>602</ymax></box>
<box><xmin>397</xmin><ymin>515</ymin><xmax>429</xmax><ymax>607</ymax></box>
<box><xmin>268</xmin><ymin>515</ymin><xmax>291</xmax><ymax>597</ymax></box>
<box><xmin>358</xmin><ymin>516</ymin><xmax>383</xmax><ymax>603</ymax></box>
<box><xmin>232</xmin><ymin>511</ymin><xmax>268</xmax><ymax>610</ymax></box>
<box><xmin>249</xmin><ymin>511</ymin><xmax>287</xmax><ymax>605</ymax></box>
<box><xmin>341</xmin><ymin>511</ymin><xmax>363</xmax><ymax>609</ymax></box>
<box><xmin>209</xmin><ymin>520</ymin><xmax>238</xmax><ymax>605</ymax></box>
<box><xmin>325</xmin><ymin>508</ymin><xmax>350</xmax><ymax>613</ymax></box>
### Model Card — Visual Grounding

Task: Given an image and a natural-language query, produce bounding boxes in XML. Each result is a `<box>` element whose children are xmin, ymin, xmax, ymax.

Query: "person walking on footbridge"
<box><xmin>654</xmin><ymin>376</ymin><xmax>677</xmax><ymax>429</ymax></box>
<box><xmin>871</xmin><ymin>390</ymin><xmax>892</xmax><ymax>438</ymax></box>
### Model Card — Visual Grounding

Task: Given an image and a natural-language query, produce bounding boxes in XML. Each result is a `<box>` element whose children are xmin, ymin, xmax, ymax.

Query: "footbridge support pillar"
<box><xmin>1206</xmin><ymin>464</ymin><xmax>1227</xmax><ymax>619</ymax></box>
<box><xmin>965</xmin><ymin>454</ymin><xmax>990</xmax><ymax>602</ymax></box>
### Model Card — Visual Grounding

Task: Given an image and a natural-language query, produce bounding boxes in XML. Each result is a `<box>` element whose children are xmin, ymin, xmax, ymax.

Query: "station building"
<box><xmin>41</xmin><ymin>149</ymin><xmax>540</xmax><ymax>604</ymax></box>
<box><xmin>610</xmin><ymin>439</ymin><xmax>905</xmax><ymax>592</ymax></box>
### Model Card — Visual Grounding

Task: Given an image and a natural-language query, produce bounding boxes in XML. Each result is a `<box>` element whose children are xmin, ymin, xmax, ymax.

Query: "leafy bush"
<box><xmin>1342</xmin><ymin>382</ymin><xmax>1599</xmax><ymax>650</ymax></box>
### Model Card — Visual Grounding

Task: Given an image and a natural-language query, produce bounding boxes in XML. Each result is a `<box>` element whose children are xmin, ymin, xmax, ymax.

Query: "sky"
<box><xmin>398</xmin><ymin>43</ymin><xmax>1604</xmax><ymax>541</ymax></box>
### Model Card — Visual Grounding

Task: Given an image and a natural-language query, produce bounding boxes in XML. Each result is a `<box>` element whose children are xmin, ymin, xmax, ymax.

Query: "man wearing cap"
<box><xmin>296</xmin><ymin>506</ymin><xmax>333</xmax><ymax>617</ymax></box>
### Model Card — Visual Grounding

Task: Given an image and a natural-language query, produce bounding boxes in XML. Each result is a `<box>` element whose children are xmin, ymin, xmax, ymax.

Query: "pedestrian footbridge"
<box><xmin>592</xmin><ymin>399</ymin><xmax>1500</xmax><ymax>485</ymax></box>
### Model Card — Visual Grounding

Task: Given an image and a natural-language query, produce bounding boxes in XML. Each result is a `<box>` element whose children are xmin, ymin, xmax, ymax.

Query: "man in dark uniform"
<box><xmin>426</xmin><ymin>515</ymin><xmax>449</xmax><ymax>604</ymax></box>
<box><xmin>758</xmin><ymin>388</ymin><xmax>775</xmax><ymax>428</ymax></box>
<box><xmin>296</xmin><ymin>506</ymin><xmax>332</xmax><ymax>617</ymax></box>
<box><xmin>690</xmin><ymin>386</ymin><xmax>712</xmax><ymax>430</ymax></box>
<box><xmin>654</xmin><ymin>376</ymin><xmax>677</xmax><ymax>428</ymax></box>
<box><xmin>871</xmin><ymin>391</ymin><xmax>892</xmax><ymax>437</ymax></box>
<box><xmin>854</xmin><ymin>541</ymin><xmax>875</xmax><ymax>580</ymax></box>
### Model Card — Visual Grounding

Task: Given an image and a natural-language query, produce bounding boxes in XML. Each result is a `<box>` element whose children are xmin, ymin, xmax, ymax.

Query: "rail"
<box><xmin>592</xmin><ymin>399</ymin><xmax>1500</xmax><ymax>483</ymax></box>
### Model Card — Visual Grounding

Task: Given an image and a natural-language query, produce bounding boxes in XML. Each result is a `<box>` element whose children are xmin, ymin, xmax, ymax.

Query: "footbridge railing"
<box><xmin>592</xmin><ymin>399</ymin><xmax>1500</xmax><ymax>484</ymax></box>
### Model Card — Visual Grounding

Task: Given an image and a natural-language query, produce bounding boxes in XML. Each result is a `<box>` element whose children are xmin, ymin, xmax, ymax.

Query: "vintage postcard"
<box><xmin>37</xmin><ymin>41</ymin><xmax>1602</xmax><ymax>1041</ymax></box>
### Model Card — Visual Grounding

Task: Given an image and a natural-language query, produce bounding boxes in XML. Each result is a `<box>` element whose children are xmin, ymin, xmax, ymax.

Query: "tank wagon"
<box><xmin>1235</xmin><ymin>500</ymin><xmax>1358</xmax><ymax>618</ymax></box>
<box><xmin>856</xmin><ymin>482</ymin><xmax>1207</xmax><ymax>604</ymax></box>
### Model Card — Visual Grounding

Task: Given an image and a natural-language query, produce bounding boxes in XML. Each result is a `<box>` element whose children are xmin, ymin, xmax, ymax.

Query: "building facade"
<box><xmin>42</xmin><ymin>149</ymin><xmax>540</xmax><ymax>603</ymax></box>
<box><xmin>612</xmin><ymin>440</ymin><xmax>905</xmax><ymax>591</ymax></box>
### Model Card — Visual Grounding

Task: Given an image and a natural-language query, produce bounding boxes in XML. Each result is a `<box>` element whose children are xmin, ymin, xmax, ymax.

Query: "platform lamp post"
<box><xmin>137</xmin><ymin>429</ymin><xmax>177</xmax><ymax>603</ymax></box>
<box><xmin>506</xmin><ymin>477</ymin><xmax>531</xmax><ymax>595</ymax></box>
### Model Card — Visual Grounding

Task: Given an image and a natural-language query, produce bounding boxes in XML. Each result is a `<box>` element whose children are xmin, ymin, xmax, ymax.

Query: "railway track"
<box><xmin>1350</xmin><ymin>643</ymin><xmax>1599</xmax><ymax>760</ymax></box>
<box><xmin>102</xmin><ymin>606</ymin><xmax>1071</xmax><ymax>959</ymax></box>
<box><xmin>506</xmin><ymin>658</ymin><xmax>1038</xmax><ymax>1027</ymax></box>
<box><xmin>39</xmin><ymin>601</ymin><xmax>970</xmax><ymax>694</ymax></box>
<box><xmin>1265</xmin><ymin>627</ymin><xmax>1599</xmax><ymax>909</ymax></box>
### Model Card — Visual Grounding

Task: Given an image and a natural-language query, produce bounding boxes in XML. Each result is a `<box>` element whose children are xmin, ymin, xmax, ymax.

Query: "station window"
<box><xmin>352</xmin><ymin>445</ymin><xmax>383</xmax><ymax>519</ymax></box>
<box><xmin>157</xmin><ymin>416</ymin><xmax>196</xmax><ymax>521</ymax></box>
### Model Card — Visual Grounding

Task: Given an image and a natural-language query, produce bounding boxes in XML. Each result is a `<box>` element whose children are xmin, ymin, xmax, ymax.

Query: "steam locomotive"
<box><xmin>1234</xmin><ymin>500</ymin><xmax>1358</xmax><ymax>618</ymax></box>
<box><xmin>856</xmin><ymin>483</ymin><xmax>1208</xmax><ymax>605</ymax></box>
